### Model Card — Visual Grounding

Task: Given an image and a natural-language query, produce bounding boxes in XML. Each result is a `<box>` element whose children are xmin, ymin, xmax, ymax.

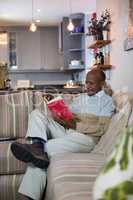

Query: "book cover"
<box><xmin>47</xmin><ymin>96</ymin><xmax>73</xmax><ymax>121</ymax></box>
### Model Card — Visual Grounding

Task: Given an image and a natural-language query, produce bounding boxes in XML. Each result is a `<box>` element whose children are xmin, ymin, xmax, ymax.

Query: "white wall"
<box><xmin>97</xmin><ymin>0</ymin><xmax>133</xmax><ymax>92</ymax></box>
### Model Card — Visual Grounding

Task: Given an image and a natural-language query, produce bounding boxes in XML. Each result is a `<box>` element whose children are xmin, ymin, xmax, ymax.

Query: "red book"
<box><xmin>47</xmin><ymin>96</ymin><xmax>73</xmax><ymax>121</ymax></box>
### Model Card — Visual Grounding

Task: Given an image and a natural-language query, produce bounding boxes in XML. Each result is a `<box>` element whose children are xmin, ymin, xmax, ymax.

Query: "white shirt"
<box><xmin>69</xmin><ymin>90</ymin><xmax>115</xmax><ymax>117</ymax></box>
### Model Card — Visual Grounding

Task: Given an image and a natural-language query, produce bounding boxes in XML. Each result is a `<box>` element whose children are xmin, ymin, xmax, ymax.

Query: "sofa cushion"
<box><xmin>0</xmin><ymin>139</ymin><xmax>26</xmax><ymax>175</ymax></box>
<box><xmin>0</xmin><ymin>174</ymin><xmax>23</xmax><ymax>200</ymax></box>
<box><xmin>92</xmin><ymin>101</ymin><xmax>132</xmax><ymax>156</ymax></box>
<box><xmin>49</xmin><ymin>182</ymin><xmax>93</xmax><ymax>200</ymax></box>
<box><xmin>33</xmin><ymin>91</ymin><xmax>49</xmax><ymax>113</ymax></box>
<box><xmin>0</xmin><ymin>91</ymin><xmax>33</xmax><ymax>139</ymax></box>
<box><xmin>93</xmin><ymin>126</ymin><xmax>133</xmax><ymax>200</ymax></box>
<box><xmin>33</xmin><ymin>91</ymin><xmax>77</xmax><ymax>111</ymax></box>
<box><xmin>45</xmin><ymin>153</ymin><xmax>105</xmax><ymax>200</ymax></box>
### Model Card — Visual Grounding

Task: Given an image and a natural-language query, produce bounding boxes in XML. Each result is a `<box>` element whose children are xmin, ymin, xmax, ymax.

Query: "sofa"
<box><xmin>0</xmin><ymin>90</ymin><xmax>133</xmax><ymax>200</ymax></box>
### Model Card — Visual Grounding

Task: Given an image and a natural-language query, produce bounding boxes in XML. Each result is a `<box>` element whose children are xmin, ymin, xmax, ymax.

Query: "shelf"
<box><xmin>69</xmin><ymin>32</ymin><xmax>84</xmax><ymax>36</ymax></box>
<box><xmin>68</xmin><ymin>48</ymin><xmax>84</xmax><ymax>52</ymax></box>
<box><xmin>65</xmin><ymin>68</ymin><xmax>85</xmax><ymax>71</ymax></box>
<box><xmin>88</xmin><ymin>40</ymin><xmax>111</xmax><ymax>49</ymax></box>
<box><xmin>92</xmin><ymin>64</ymin><xmax>112</xmax><ymax>70</ymax></box>
<box><xmin>8</xmin><ymin>69</ymin><xmax>67</xmax><ymax>73</ymax></box>
<box><xmin>65</xmin><ymin>65</ymin><xmax>85</xmax><ymax>71</ymax></box>
<box><xmin>70</xmin><ymin>13</ymin><xmax>85</xmax><ymax>20</ymax></box>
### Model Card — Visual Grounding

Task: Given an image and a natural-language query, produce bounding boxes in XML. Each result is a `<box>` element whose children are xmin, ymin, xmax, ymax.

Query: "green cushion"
<box><xmin>93</xmin><ymin>126</ymin><xmax>133</xmax><ymax>200</ymax></box>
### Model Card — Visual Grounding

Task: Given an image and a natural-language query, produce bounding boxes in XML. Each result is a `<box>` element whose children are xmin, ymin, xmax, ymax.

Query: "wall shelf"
<box><xmin>88</xmin><ymin>40</ymin><xmax>111</xmax><ymax>49</ymax></box>
<box><xmin>68</xmin><ymin>48</ymin><xmax>84</xmax><ymax>52</ymax></box>
<box><xmin>92</xmin><ymin>64</ymin><xmax>112</xmax><ymax>70</ymax></box>
<box><xmin>64</xmin><ymin>67</ymin><xmax>85</xmax><ymax>71</ymax></box>
<box><xmin>69</xmin><ymin>32</ymin><xmax>84</xmax><ymax>36</ymax></box>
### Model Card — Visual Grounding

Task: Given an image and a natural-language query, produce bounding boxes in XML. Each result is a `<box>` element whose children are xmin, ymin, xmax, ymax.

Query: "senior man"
<box><xmin>11</xmin><ymin>69</ymin><xmax>115</xmax><ymax>200</ymax></box>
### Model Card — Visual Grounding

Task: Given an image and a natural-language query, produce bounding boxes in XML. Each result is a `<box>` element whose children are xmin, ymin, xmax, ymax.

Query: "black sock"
<box><xmin>31</xmin><ymin>137</ymin><xmax>45</xmax><ymax>150</ymax></box>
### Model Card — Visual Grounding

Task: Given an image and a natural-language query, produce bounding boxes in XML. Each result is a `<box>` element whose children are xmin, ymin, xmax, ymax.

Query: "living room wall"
<box><xmin>97</xmin><ymin>0</ymin><xmax>133</xmax><ymax>92</ymax></box>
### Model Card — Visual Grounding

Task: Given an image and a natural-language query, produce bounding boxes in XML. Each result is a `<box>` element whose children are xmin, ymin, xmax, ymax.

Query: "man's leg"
<box><xmin>26</xmin><ymin>109</ymin><xmax>66</xmax><ymax>141</ymax></box>
<box><xmin>46</xmin><ymin>129</ymin><xmax>95</xmax><ymax>157</ymax></box>
<box><xmin>19</xmin><ymin>166</ymin><xmax>46</xmax><ymax>200</ymax></box>
<box><xmin>16</xmin><ymin>109</ymin><xmax>67</xmax><ymax>200</ymax></box>
<box><xmin>11</xmin><ymin>109</ymin><xmax>67</xmax><ymax>168</ymax></box>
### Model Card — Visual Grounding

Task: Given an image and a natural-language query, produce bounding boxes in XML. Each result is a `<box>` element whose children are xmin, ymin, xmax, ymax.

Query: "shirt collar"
<box><xmin>94</xmin><ymin>90</ymin><xmax>105</xmax><ymax>97</ymax></box>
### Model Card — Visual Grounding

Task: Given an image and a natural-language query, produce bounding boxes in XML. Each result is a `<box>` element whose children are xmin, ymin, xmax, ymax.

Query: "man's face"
<box><xmin>85</xmin><ymin>73</ymin><xmax>103</xmax><ymax>96</ymax></box>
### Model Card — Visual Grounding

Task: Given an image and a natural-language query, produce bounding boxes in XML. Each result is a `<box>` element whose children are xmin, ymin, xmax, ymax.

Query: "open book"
<box><xmin>47</xmin><ymin>96</ymin><xmax>73</xmax><ymax>121</ymax></box>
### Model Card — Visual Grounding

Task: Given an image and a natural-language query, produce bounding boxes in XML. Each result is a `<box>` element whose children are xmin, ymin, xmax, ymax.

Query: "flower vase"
<box><xmin>95</xmin><ymin>30</ymin><xmax>103</xmax><ymax>40</ymax></box>
<box><xmin>103</xmin><ymin>30</ymin><xmax>108</xmax><ymax>40</ymax></box>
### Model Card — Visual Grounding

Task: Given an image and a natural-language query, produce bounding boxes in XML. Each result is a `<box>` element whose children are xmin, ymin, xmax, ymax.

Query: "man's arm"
<box><xmin>100</xmin><ymin>97</ymin><xmax>115</xmax><ymax>117</ymax></box>
<box><xmin>53</xmin><ymin>114</ymin><xmax>80</xmax><ymax>129</ymax></box>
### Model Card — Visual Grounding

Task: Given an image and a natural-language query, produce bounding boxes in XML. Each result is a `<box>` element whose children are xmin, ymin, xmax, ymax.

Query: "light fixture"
<box><xmin>67</xmin><ymin>19</ymin><xmax>74</xmax><ymax>31</ymax></box>
<box><xmin>36</xmin><ymin>19</ymin><xmax>40</xmax><ymax>23</ymax></box>
<box><xmin>29</xmin><ymin>0</ymin><xmax>37</xmax><ymax>32</ymax></box>
<box><xmin>67</xmin><ymin>0</ymin><xmax>74</xmax><ymax>31</ymax></box>
<box><xmin>0</xmin><ymin>32</ymin><xmax>8</xmax><ymax>45</ymax></box>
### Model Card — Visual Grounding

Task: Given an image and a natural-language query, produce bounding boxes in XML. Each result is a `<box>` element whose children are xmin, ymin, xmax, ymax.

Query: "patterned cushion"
<box><xmin>93</xmin><ymin>126</ymin><xmax>133</xmax><ymax>200</ymax></box>
<box><xmin>92</xmin><ymin>101</ymin><xmax>132</xmax><ymax>156</ymax></box>
<box><xmin>45</xmin><ymin>153</ymin><xmax>105</xmax><ymax>200</ymax></box>
<box><xmin>0</xmin><ymin>139</ymin><xmax>26</xmax><ymax>175</ymax></box>
<box><xmin>0</xmin><ymin>174</ymin><xmax>23</xmax><ymax>200</ymax></box>
<box><xmin>0</xmin><ymin>91</ymin><xmax>33</xmax><ymax>139</ymax></box>
<box><xmin>113</xmin><ymin>92</ymin><xmax>133</xmax><ymax>111</ymax></box>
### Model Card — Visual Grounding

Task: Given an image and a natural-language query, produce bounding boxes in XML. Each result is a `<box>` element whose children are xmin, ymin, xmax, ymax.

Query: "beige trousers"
<box><xmin>19</xmin><ymin>109</ymin><xmax>95</xmax><ymax>200</ymax></box>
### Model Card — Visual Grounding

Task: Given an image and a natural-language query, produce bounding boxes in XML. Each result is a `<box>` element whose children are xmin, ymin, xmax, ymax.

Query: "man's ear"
<box><xmin>103</xmin><ymin>82</ymin><xmax>113</xmax><ymax>96</ymax></box>
<box><xmin>101</xmin><ymin>81</ymin><xmax>106</xmax><ymax>89</ymax></box>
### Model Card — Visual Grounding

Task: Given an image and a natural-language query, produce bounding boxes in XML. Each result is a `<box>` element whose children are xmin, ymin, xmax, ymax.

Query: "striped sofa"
<box><xmin>0</xmin><ymin>91</ymin><xmax>133</xmax><ymax>200</ymax></box>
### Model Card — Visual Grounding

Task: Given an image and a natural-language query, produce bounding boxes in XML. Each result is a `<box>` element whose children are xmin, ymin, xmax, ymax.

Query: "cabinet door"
<box><xmin>40</xmin><ymin>27</ymin><xmax>63</xmax><ymax>69</ymax></box>
<box><xmin>16</xmin><ymin>31</ymin><xmax>41</xmax><ymax>69</ymax></box>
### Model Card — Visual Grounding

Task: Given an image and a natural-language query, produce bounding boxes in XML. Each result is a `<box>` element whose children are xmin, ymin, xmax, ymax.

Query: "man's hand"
<box><xmin>53</xmin><ymin>115</ymin><xmax>76</xmax><ymax>129</ymax></box>
<box><xmin>72</xmin><ymin>113</ymin><xmax>81</xmax><ymax>122</ymax></box>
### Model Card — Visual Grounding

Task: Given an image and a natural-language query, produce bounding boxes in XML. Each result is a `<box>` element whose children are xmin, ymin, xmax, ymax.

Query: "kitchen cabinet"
<box><xmin>62</xmin><ymin>13</ymin><xmax>85</xmax><ymax>70</ymax></box>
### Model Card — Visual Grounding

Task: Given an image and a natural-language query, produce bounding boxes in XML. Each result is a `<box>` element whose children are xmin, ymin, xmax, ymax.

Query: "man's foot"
<box><xmin>11</xmin><ymin>142</ymin><xmax>49</xmax><ymax>169</ymax></box>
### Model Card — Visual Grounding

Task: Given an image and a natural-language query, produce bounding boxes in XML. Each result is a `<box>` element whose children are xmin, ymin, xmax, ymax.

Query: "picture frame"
<box><xmin>124</xmin><ymin>0</ymin><xmax>133</xmax><ymax>51</ymax></box>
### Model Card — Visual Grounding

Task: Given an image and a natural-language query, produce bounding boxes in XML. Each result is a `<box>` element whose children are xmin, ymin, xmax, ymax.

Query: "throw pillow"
<box><xmin>93</xmin><ymin>125</ymin><xmax>133</xmax><ymax>200</ymax></box>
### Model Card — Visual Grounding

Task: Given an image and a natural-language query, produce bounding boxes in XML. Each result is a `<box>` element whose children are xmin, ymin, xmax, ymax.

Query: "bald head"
<box><xmin>86</xmin><ymin>69</ymin><xmax>106</xmax><ymax>82</ymax></box>
<box><xmin>85</xmin><ymin>69</ymin><xmax>106</xmax><ymax>96</ymax></box>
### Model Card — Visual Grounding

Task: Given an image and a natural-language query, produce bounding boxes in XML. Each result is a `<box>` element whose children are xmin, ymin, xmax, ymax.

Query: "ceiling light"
<box><xmin>29</xmin><ymin>0</ymin><xmax>37</xmax><ymax>32</ymax></box>
<box><xmin>67</xmin><ymin>0</ymin><xmax>74</xmax><ymax>31</ymax></box>
<box><xmin>36</xmin><ymin>19</ymin><xmax>40</xmax><ymax>23</ymax></box>
<box><xmin>67</xmin><ymin>19</ymin><xmax>74</xmax><ymax>31</ymax></box>
<box><xmin>29</xmin><ymin>22</ymin><xmax>37</xmax><ymax>32</ymax></box>
<box><xmin>37</xmin><ymin>9</ymin><xmax>41</xmax><ymax>12</ymax></box>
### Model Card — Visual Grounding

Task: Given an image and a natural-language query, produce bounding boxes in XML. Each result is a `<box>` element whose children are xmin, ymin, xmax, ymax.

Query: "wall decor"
<box><xmin>124</xmin><ymin>0</ymin><xmax>133</xmax><ymax>51</ymax></box>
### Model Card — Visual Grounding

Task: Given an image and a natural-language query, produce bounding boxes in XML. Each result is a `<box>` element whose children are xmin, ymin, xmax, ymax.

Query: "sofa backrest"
<box><xmin>0</xmin><ymin>91</ymin><xmax>33</xmax><ymax>139</ymax></box>
<box><xmin>93</xmin><ymin>100</ymin><xmax>132</xmax><ymax>157</ymax></box>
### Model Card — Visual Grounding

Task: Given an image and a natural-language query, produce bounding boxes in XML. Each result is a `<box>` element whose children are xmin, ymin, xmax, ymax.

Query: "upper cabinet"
<box><xmin>7</xmin><ymin>27</ymin><xmax>63</xmax><ymax>70</ymax></box>
<box><xmin>61</xmin><ymin>13</ymin><xmax>85</xmax><ymax>70</ymax></box>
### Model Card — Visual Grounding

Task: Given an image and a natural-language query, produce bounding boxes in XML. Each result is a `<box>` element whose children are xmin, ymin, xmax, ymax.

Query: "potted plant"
<box><xmin>0</xmin><ymin>62</ymin><xmax>8</xmax><ymax>89</ymax></box>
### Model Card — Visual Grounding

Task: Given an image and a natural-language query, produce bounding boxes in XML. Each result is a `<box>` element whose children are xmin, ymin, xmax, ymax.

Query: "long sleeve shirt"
<box><xmin>69</xmin><ymin>90</ymin><xmax>115</xmax><ymax>117</ymax></box>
